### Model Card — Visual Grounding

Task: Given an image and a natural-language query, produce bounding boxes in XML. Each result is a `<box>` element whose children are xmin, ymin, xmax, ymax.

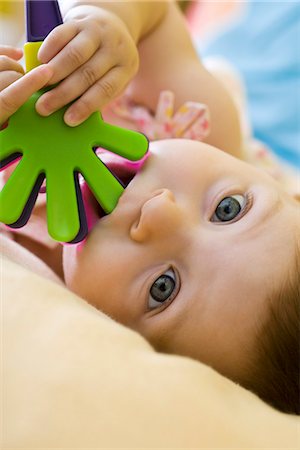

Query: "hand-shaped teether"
<box><xmin>0</xmin><ymin>89</ymin><xmax>148</xmax><ymax>243</ymax></box>
<box><xmin>0</xmin><ymin>0</ymin><xmax>148</xmax><ymax>243</ymax></box>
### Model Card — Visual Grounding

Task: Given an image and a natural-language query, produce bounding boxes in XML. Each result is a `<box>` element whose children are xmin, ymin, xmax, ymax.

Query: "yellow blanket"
<box><xmin>2</xmin><ymin>254</ymin><xmax>299</xmax><ymax>448</ymax></box>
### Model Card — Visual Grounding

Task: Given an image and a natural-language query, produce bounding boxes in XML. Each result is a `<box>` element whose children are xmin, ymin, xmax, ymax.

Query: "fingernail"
<box><xmin>65</xmin><ymin>112</ymin><xmax>80</xmax><ymax>126</ymax></box>
<box><xmin>36</xmin><ymin>102</ymin><xmax>51</xmax><ymax>116</ymax></box>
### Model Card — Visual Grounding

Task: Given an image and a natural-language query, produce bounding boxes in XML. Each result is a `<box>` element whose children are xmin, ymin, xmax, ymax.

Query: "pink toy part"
<box><xmin>81</xmin><ymin>148</ymin><xmax>150</xmax><ymax>233</ymax></box>
<box><xmin>0</xmin><ymin>155</ymin><xmax>22</xmax><ymax>174</ymax></box>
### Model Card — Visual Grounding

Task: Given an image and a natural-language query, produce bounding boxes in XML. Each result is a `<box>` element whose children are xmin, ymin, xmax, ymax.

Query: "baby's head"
<box><xmin>63</xmin><ymin>140</ymin><xmax>300</xmax><ymax>414</ymax></box>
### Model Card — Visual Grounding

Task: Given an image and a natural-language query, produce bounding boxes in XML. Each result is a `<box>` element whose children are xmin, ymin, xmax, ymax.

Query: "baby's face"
<box><xmin>63</xmin><ymin>140</ymin><xmax>299</xmax><ymax>381</ymax></box>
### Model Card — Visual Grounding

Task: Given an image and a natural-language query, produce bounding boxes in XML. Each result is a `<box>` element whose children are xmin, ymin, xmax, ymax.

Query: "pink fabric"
<box><xmin>111</xmin><ymin>91</ymin><xmax>210</xmax><ymax>141</ymax></box>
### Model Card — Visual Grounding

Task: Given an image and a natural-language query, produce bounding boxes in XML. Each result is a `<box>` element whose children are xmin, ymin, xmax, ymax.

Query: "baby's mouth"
<box><xmin>81</xmin><ymin>149</ymin><xmax>149</xmax><ymax>231</ymax></box>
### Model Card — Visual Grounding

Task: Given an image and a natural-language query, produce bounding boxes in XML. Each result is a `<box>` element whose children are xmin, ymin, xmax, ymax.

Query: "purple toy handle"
<box><xmin>26</xmin><ymin>0</ymin><xmax>63</xmax><ymax>42</ymax></box>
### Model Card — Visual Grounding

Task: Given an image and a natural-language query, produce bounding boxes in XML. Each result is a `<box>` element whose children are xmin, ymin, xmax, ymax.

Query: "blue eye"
<box><xmin>211</xmin><ymin>194</ymin><xmax>246</xmax><ymax>222</ymax></box>
<box><xmin>148</xmin><ymin>268</ymin><xmax>179</xmax><ymax>310</ymax></box>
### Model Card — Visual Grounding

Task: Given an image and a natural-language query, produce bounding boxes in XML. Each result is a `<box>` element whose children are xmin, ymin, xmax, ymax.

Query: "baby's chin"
<box><xmin>149</xmin><ymin>138</ymin><xmax>209</xmax><ymax>154</ymax></box>
<box><xmin>149</xmin><ymin>138</ymin><xmax>239</xmax><ymax>165</ymax></box>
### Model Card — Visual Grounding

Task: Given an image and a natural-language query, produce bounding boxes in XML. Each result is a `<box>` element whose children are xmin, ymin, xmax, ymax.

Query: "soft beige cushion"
<box><xmin>2</xmin><ymin>255</ymin><xmax>299</xmax><ymax>448</ymax></box>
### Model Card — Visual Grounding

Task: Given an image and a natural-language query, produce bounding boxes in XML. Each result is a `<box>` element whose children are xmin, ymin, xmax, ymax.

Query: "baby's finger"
<box><xmin>37</xmin><ymin>52</ymin><xmax>117</xmax><ymax>116</ymax></box>
<box><xmin>0</xmin><ymin>65</ymin><xmax>53</xmax><ymax>125</ymax></box>
<box><xmin>0</xmin><ymin>45</ymin><xmax>23</xmax><ymax>60</ymax></box>
<box><xmin>38</xmin><ymin>22</ymin><xmax>78</xmax><ymax>63</ymax></box>
<box><xmin>64</xmin><ymin>67</ymin><xmax>124</xmax><ymax>126</ymax></box>
<box><xmin>0</xmin><ymin>71</ymin><xmax>23</xmax><ymax>91</ymax></box>
<box><xmin>39</xmin><ymin>27</ymin><xmax>99</xmax><ymax>84</ymax></box>
<box><xmin>36</xmin><ymin>50</ymin><xmax>111</xmax><ymax>116</ymax></box>
<box><xmin>0</xmin><ymin>55</ymin><xmax>24</xmax><ymax>74</ymax></box>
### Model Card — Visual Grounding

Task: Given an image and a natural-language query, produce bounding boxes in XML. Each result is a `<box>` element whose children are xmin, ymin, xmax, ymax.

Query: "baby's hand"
<box><xmin>35</xmin><ymin>6</ymin><xmax>139</xmax><ymax>127</ymax></box>
<box><xmin>0</xmin><ymin>46</ymin><xmax>53</xmax><ymax>126</ymax></box>
<box><xmin>0</xmin><ymin>46</ymin><xmax>24</xmax><ymax>92</ymax></box>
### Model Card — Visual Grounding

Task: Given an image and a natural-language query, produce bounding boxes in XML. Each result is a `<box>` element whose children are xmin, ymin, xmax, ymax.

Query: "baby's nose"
<box><xmin>130</xmin><ymin>189</ymin><xmax>185</xmax><ymax>243</ymax></box>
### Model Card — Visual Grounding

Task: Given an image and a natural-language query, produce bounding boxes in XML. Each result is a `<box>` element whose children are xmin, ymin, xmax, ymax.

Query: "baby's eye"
<box><xmin>148</xmin><ymin>268</ymin><xmax>179</xmax><ymax>310</ymax></box>
<box><xmin>211</xmin><ymin>194</ymin><xmax>247</xmax><ymax>222</ymax></box>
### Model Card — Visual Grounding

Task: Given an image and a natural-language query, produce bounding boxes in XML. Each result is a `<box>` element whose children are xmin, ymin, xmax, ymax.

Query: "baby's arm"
<box><xmin>126</xmin><ymin>2</ymin><xmax>243</xmax><ymax>158</ymax></box>
<box><xmin>35</xmin><ymin>1</ymin><xmax>167</xmax><ymax>126</ymax></box>
<box><xmin>0</xmin><ymin>46</ymin><xmax>53</xmax><ymax>125</ymax></box>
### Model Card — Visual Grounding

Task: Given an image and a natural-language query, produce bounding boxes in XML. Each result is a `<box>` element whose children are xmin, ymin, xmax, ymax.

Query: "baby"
<box><xmin>1</xmin><ymin>1</ymin><xmax>299</xmax><ymax>416</ymax></box>
<box><xmin>62</xmin><ymin>138</ymin><xmax>300</xmax><ymax>418</ymax></box>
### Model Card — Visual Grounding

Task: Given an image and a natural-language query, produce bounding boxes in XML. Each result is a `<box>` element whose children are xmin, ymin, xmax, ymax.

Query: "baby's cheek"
<box><xmin>62</xmin><ymin>243</ymin><xmax>113</xmax><ymax>310</ymax></box>
<box><xmin>62</xmin><ymin>245</ymin><xmax>85</xmax><ymax>293</ymax></box>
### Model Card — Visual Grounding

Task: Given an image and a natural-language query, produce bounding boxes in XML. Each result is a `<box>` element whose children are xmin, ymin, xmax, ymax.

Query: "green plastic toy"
<box><xmin>0</xmin><ymin>0</ymin><xmax>148</xmax><ymax>243</ymax></box>
<box><xmin>0</xmin><ymin>89</ymin><xmax>148</xmax><ymax>242</ymax></box>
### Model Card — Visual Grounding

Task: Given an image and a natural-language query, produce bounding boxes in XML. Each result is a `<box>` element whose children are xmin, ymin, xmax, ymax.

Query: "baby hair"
<box><xmin>245</xmin><ymin>241</ymin><xmax>300</xmax><ymax>415</ymax></box>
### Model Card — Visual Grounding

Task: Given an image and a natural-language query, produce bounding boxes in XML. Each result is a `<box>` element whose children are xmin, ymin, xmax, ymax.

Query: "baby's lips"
<box><xmin>80</xmin><ymin>149</ymin><xmax>150</xmax><ymax>232</ymax></box>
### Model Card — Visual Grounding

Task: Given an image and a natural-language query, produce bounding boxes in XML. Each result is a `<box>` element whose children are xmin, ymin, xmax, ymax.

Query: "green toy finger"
<box><xmin>0</xmin><ymin>126</ymin><xmax>23</xmax><ymax>167</ymax></box>
<box><xmin>46</xmin><ymin>167</ymin><xmax>81</xmax><ymax>242</ymax></box>
<box><xmin>0</xmin><ymin>157</ymin><xmax>42</xmax><ymax>225</ymax></box>
<box><xmin>91</xmin><ymin>120</ymin><xmax>148</xmax><ymax>161</ymax></box>
<box><xmin>80</xmin><ymin>151</ymin><xmax>124</xmax><ymax>213</ymax></box>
